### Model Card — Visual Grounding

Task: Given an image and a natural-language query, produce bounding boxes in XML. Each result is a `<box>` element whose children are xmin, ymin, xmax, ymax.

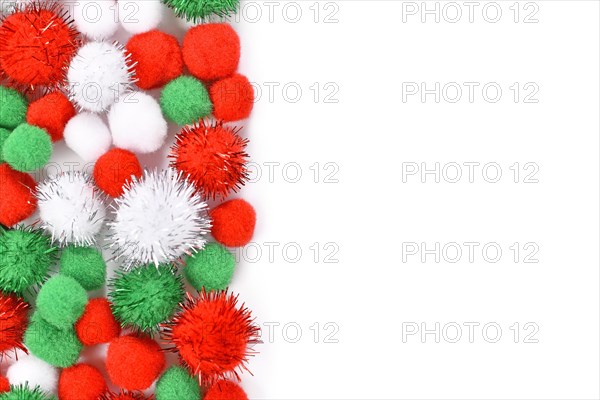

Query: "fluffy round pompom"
<box><xmin>119</xmin><ymin>0</ymin><xmax>163</xmax><ymax>34</ymax></box>
<box><xmin>0</xmin><ymin>291</ymin><xmax>29</xmax><ymax>355</ymax></box>
<box><xmin>68</xmin><ymin>41</ymin><xmax>134</xmax><ymax>112</ymax></box>
<box><xmin>24</xmin><ymin>312</ymin><xmax>83</xmax><ymax>367</ymax></box>
<box><xmin>75</xmin><ymin>298</ymin><xmax>121</xmax><ymax>346</ymax></box>
<box><xmin>0</xmin><ymin>226</ymin><xmax>56</xmax><ymax>293</ymax></box>
<box><xmin>109</xmin><ymin>169</ymin><xmax>211</xmax><ymax>268</ymax></box>
<box><xmin>0</xmin><ymin>86</ymin><xmax>27</xmax><ymax>129</ymax></box>
<box><xmin>0</xmin><ymin>384</ymin><xmax>55</xmax><ymax>400</ymax></box>
<box><xmin>160</xmin><ymin>76</ymin><xmax>212</xmax><ymax>125</ymax></box>
<box><xmin>6</xmin><ymin>355</ymin><xmax>58</xmax><ymax>394</ymax></box>
<box><xmin>210</xmin><ymin>74</ymin><xmax>254</xmax><ymax>122</ymax></box>
<box><xmin>163</xmin><ymin>0</ymin><xmax>239</xmax><ymax>22</ymax></box>
<box><xmin>126</xmin><ymin>30</ymin><xmax>183</xmax><ymax>90</ymax></box>
<box><xmin>0</xmin><ymin>376</ymin><xmax>8</xmax><ymax>393</ymax></box>
<box><xmin>26</xmin><ymin>92</ymin><xmax>76</xmax><ymax>142</ymax></box>
<box><xmin>64</xmin><ymin>112</ymin><xmax>112</xmax><ymax>162</ymax></box>
<box><xmin>184</xmin><ymin>243</ymin><xmax>235</xmax><ymax>292</ymax></box>
<box><xmin>106</xmin><ymin>334</ymin><xmax>166</xmax><ymax>391</ymax></box>
<box><xmin>36</xmin><ymin>275</ymin><xmax>87</xmax><ymax>329</ymax></box>
<box><xmin>210</xmin><ymin>199</ymin><xmax>256</xmax><ymax>247</ymax></box>
<box><xmin>108</xmin><ymin>91</ymin><xmax>167</xmax><ymax>154</ymax></box>
<box><xmin>0</xmin><ymin>164</ymin><xmax>37</xmax><ymax>227</ymax></box>
<box><xmin>60</xmin><ymin>245</ymin><xmax>106</xmax><ymax>290</ymax></box>
<box><xmin>37</xmin><ymin>171</ymin><xmax>106</xmax><ymax>246</ymax></box>
<box><xmin>170</xmin><ymin>120</ymin><xmax>248</xmax><ymax>199</ymax></box>
<box><xmin>73</xmin><ymin>0</ymin><xmax>119</xmax><ymax>40</ymax></box>
<box><xmin>183</xmin><ymin>23</ymin><xmax>239</xmax><ymax>81</ymax></box>
<box><xmin>2</xmin><ymin>123</ymin><xmax>52</xmax><ymax>172</ymax></box>
<box><xmin>94</xmin><ymin>148</ymin><xmax>143</xmax><ymax>198</ymax></box>
<box><xmin>155</xmin><ymin>366</ymin><xmax>200</xmax><ymax>400</ymax></box>
<box><xmin>163</xmin><ymin>291</ymin><xmax>259</xmax><ymax>383</ymax></box>
<box><xmin>59</xmin><ymin>363</ymin><xmax>107</xmax><ymax>400</ymax></box>
<box><xmin>204</xmin><ymin>380</ymin><xmax>248</xmax><ymax>400</ymax></box>
<box><xmin>101</xmin><ymin>391</ymin><xmax>152</xmax><ymax>400</ymax></box>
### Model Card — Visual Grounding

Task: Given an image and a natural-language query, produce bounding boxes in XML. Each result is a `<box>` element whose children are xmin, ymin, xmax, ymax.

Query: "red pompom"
<box><xmin>210</xmin><ymin>74</ymin><xmax>254</xmax><ymax>122</ymax></box>
<box><xmin>170</xmin><ymin>121</ymin><xmax>248</xmax><ymax>200</ymax></box>
<box><xmin>94</xmin><ymin>149</ymin><xmax>143</xmax><ymax>198</ymax></box>
<box><xmin>106</xmin><ymin>334</ymin><xmax>165</xmax><ymax>391</ymax></box>
<box><xmin>26</xmin><ymin>91</ymin><xmax>76</xmax><ymax>142</ymax></box>
<box><xmin>75</xmin><ymin>298</ymin><xmax>121</xmax><ymax>346</ymax></box>
<box><xmin>101</xmin><ymin>391</ymin><xmax>151</xmax><ymax>400</ymax></box>
<box><xmin>127</xmin><ymin>30</ymin><xmax>183</xmax><ymax>90</ymax></box>
<box><xmin>0</xmin><ymin>375</ymin><xmax>9</xmax><ymax>393</ymax></box>
<box><xmin>0</xmin><ymin>291</ymin><xmax>30</xmax><ymax>356</ymax></box>
<box><xmin>182</xmin><ymin>23</ymin><xmax>240</xmax><ymax>82</ymax></box>
<box><xmin>205</xmin><ymin>380</ymin><xmax>248</xmax><ymax>400</ymax></box>
<box><xmin>0</xmin><ymin>164</ymin><xmax>37</xmax><ymax>227</ymax></box>
<box><xmin>59</xmin><ymin>363</ymin><xmax>107</xmax><ymax>400</ymax></box>
<box><xmin>210</xmin><ymin>199</ymin><xmax>256</xmax><ymax>247</ymax></box>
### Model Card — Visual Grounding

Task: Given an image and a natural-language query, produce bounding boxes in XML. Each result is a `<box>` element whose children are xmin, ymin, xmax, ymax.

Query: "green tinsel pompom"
<box><xmin>155</xmin><ymin>366</ymin><xmax>201</xmax><ymax>400</ymax></box>
<box><xmin>0</xmin><ymin>226</ymin><xmax>57</xmax><ymax>294</ymax></box>
<box><xmin>36</xmin><ymin>275</ymin><xmax>87</xmax><ymax>329</ymax></box>
<box><xmin>59</xmin><ymin>245</ymin><xmax>106</xmax><ymax>291</ymax></box>
<box><xmin>0</xmin><ymin>384</ymin><xmax>56</xmax><ymax>400</ymax></box>
<box><xmin>109</xmin><ymin>265</ymin><xmax>184</xmax><ymax>332</ymax></box>
<box><xmin>161</xmin><ymin>0</ymin><xmax>239</xmax><ymax>22</ymax></box>
<box><xmin>24</xmin><ymin>312</ymin><xmax>82</xmax><ymax>368</ymax></box>
<box><xmin>0</xmin><ymin>128</ymin><xmax>10</xmax><ymax>163</ymax></box>
<box><xmin>160</xmin><ymin>76</ymin><xmax>212</xmax><ymax>125</ymax></box>
<box><xmin>2</xmin><ymin>124</ymin><xmax>52</xmax><ymax>172</ymax></box>
<box><xmin>184</xmin><ymin>243</ymin><xmax>235</xmax><ymax>292</ymax></box>
<box><xmin>0</xmin><ymin>86</ymin><xmax>27</xmax><ymax>130</ymax></box>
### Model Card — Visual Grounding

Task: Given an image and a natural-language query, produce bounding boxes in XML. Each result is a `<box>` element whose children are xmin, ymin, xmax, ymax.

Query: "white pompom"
<box><xmin>37</xmin><ymin>171</ymin><xmax>106</xmax><ymax>246</ymax></box>
<box><xmin>119</xmin><ymin>0</ymin><xmax>163</xmax><ymax>34</ymax></box>
<box><xmin>73</xmin><ymin>0</ymin><xmax>119</xmax><ymax>40</ymax></box>
<box><xmin>68</xmin><ymin>41</ymin><xmax>134</xmax><ymax>113</ymax></box>
<box><xmin>108</xmin><ymin>91</ymin><xmax>167</xmax><ymax>154</ymax></box>
<box><xmin>6</xmin><ymin>354</ymin><xmax>59</xmax><ymax>394</ymax></box>
<box><xmin>64</xmin><ymin>112</ymin><xmax>112</xmax><ymax>162</ymax></box>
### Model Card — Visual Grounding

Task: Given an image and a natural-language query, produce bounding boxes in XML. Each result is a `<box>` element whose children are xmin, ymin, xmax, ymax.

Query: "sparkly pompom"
<box><xmin>0</xmin><ymin>291</ymin><xmax>29</xmax><ymax>356</ymax></box>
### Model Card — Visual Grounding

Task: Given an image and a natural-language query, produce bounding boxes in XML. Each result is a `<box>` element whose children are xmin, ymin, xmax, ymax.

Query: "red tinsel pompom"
<box><xmin>126</xmin><ymin>30</ymin><xmax>183</xmax><ymax>90</ymax></box>
<box><xmin>26</xmin><ymin>92</ymin><xmax>76</xmax><ymax>142</ymax></box>
<box><xmin>106</xmin><ymin>334</ymin><xmax>165</xmax><ymax>391</ymax></box>
<box><xmin>59</xmin><ymin>363</ymin><xmax>107</xmax><ymax>400</ymax></box>
<box><xmin>210</xmin><ymin>74</ymin><xmax>254</xmax><ymax>122</ymax></box>
<box><xmin>0</xmin><ymin>291</ymin><xmax>30</xmax><ymax>356</ymax></box>
<box><xmin>210</xmin><ymin>199</ymin><xmax>256</xmax><ymax>247</ymax></box>
<box><xmin>182</xmin><ymin>23</ymin><xmax>240</xmax><ymax>82</ymax></box>
<box><xmin>0</xmin><ymin>375</ymin><xmax>9</xmax><ymax>393</ymax></box>
<box><xmin>0</xmin><ymin>164</ymin><xmax>37</xmax><ymax>227</ymax></box>
<box><xmin>75</xmin><ymin>298</ymin><xmax>121</xmax><ymax>346</ymax></box>
<box><xmin>205</xmin><ymin>381</ymin><xmax>248</xmax><ymax>400</ymax></box>
<box><xmin>101</xmin><ymin>391</ymin><xmax>151</xmax><ymax>400</ymax></box>
<box><xmin>94</xmin><ymin>149</ymin><xmax>143</xmax><ymax>198</ymax></box>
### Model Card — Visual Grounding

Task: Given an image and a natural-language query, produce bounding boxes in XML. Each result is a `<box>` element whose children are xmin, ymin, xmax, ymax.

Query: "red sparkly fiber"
<box><xmin>210</xmin><ymin>74</ymin><xmax>254</xmax><ymax>122</ymax></box>
<box><xmin>75</xmin><ymin>298</ymin><xmax>121</xmax><ymax>346</ymax></box>
<box><xmin>0</xmin><ymin>291</ymin><xmax>30</xmax><ymax>356</ymax></box>
<box><xmin>210</xmin><ymin>199</ymin><xmax>256</xmax><ymax>247</ymax></box>
<box><xmin>59</xmin><ymin>363</ymin><xmax>107</xmax><ymax>400</ymax></box>
<box><xmin>94</xmin><ymin>149</ymin><xmax>143</xmax><ymax>198</ymax></box>
<box><xmin>205</xmin><ymin>380</ymin><xmax>248</xmax><ymax>400</ymax></box>
<box><xmin>26</xmin><ymin>91</ymin><xmax>75</xmax><ymax>142</ymax></box>
<box><xmin>0</xmin><ymin>164</ymin><xmax>37</xmax><ymax>227</ymax></box>
<box><xmin>101</xmin><ymin>391</ymin><xmax>153</xmax><ymax>400</ymax></box>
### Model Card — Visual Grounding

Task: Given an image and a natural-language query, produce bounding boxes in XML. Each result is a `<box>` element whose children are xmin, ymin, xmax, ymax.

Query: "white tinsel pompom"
<box><xmin>64</xmin><ymin>112</ymin><xmax>112</xmax><ymax>161</ymax></box>
<box><xmin>37</xmin><ymin>171</ymin><xmax>106</xmax><ymax>246</ymax></box>
<box><xmin>6</xmin><ymin>354</ymin><xmax>59</xmax><ymax>394</ymax></box>
<box><xmin>67</xmin><ymin>41</ymin><xmax>133</xmax><ymax>113</ymax></box>
<box><xmin>109</xmin><ymin>169</ymin><xmax>211</xmax><ymax>268</ymax></box>
<box><xmin>119</xmin><ymin>0</ymin><xmax>163</xmax><ymax>34</ymax></box>
<box><xmin>108</xmin><ymin>91</ymin><xmax>167</xmax><ymax>154</ymax></box>
<box><xmin>73</xmin><ymin>0</ymin><xmax>119</xmax><ymax>40</ymax></box>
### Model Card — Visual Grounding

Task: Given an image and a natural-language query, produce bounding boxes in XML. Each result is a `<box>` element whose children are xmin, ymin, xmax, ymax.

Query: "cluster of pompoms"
<box><xmin>1</xmin><ymin>0</ymin><xmax>259</xmax><ymax>398</ymax></box>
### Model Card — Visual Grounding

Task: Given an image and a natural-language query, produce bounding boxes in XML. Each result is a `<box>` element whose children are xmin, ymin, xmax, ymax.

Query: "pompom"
<box><xmin>162</xmin><ymin>0</ymin><xmax>239</xmax><ymax>22</ymax></box>
<box><xmin>163</xmin><ymin>291</ymin><xmax>260</xmax><ymax>383</ymax></box>
<box><xmin>119</xmin><ymin>0</ymin><xmax>163</xmax><ymax>34</ymax></box>
<box><xmin>210</xmin><ymin>73</ymin><xmax>254</xmax><ymax>122</ymax></box>
<box><xmin>184</xmin><ymin>243</ymin><xmax>235</xmax><ymax>292</ymax></box>
<box><xmin>24</xmin><ymin>312</ymin><xmax>83</xmax><ymax>367</ymax></box>
<box><xmin>0</xmin><ymin>226</ymin><xmax>56</xmax><ymax>293</ymax></box>
<box><xmin>108</xmin><ymin>169</ymin><xmax>211</xmax><ymax>268</ymax></box>
<box><xmin>64</xmin><ymin>112</ymin><xmax>112</xmax><ymax>162</ymax></box>
<box><xmin>75</xmin><ymin>298</ymin><xmax>121</xmax><ymax>346</ymax></box>
<box><xmin>0</xmin><ymin>86</ymin><xmax>27</xmax><ymax>129</ymax></box>
<box><xmin>106</xmin><ymin>334</ymin><xmax>166</xmax><ymax>391</ymax></box>
<box><xmin>1</xmin><ymin>123</ymin><xmax>52</xmax><ymax>172</ymax></box>
<box><xmin>126</xmin><ymin>30</ymin><xmax>183</xmax><ymax>90</ymax></box>
<box><xmin>73</xmin><ymin>0</ymin><xmax>119</xmax><ymax>40</ymax></box>
<box><xmin>36</xmin><ymin>171</ymin><xmax>106</xmax><ymax>246</ymax></box>
<box><xmin>0</xmin><ymin>384</ymin><xmax>54</xmax><ymax>400</ymax></box>
<box><xmin>204</xmin><ymin>380</ymin><xmax>248</xmax><ymax>400</ymax></box>
<box><xmin>210</xmin><ymin>199</ymin><xmax>256</xmax><ymax>247</ymax></box>
<box><xmin>94</xmin><ymin>148</ymin><xmax>143</xmax><ymax>198</ymax></box>
<box><xmin>58</xmin><ymin>363</ymin><xmax>107</xmax><ymax>400</ymax></box>
<box><xmin>155</xmin><ymin>366</ymin><xmax>200</xmax><ymax>400</ymax></box>
<box><xmin>0</xmin><ymin>129</ymin><xmax>10</xmax><ymax>161</ymax></box>
<box><xmin>182</xmin><ymin>23</ymin><xmax>240</xmax><ymax>81</ymax></box>
<box><xmin>0</xmin><ymin>164</ymin><xmax>37</xmax><ymax>227</ymax></box>
<box><xmin>36</xmin><ymin>275</ymin><xmax>87</xmax><ymax>329</ymax></box>
<box><xmin>0</xmin><ymin>291</ymin><xmax>29</xmax><ymax>356</ymax></box>
<box><xmin>160</xmin><ymin>76</ymin><xmax>212</xmax><ymax>125</ymax></box>
<box><xmin>67</xmin><ymin>41</ymin><xmax>134</xmax><ymax>112</ymax></box>
<box><xmin>0</xmin><ymin>376</ymin><xmax>8</xmax><ymax>393</ymax></box>
<box><xmin>101</xmin><ymin>391</ymin><xmax>151</xmax><ymax>400</ymax></box>
<box><xmin>6</xmin><ymin>355</ymin><xmax>58</xmax><ymax>394</ymax></box>
<box><xmin>108</xmin><ymin>91</ymin><xmax>168</xmax><ymax>154</ymax></box>
<box><xmin>170</xmin><ymin>120</ymin><xmax>248</xmax><ymax>199</ymax></box>
<box><xmin>26</xmin><ymin>92</ymin><xmax>76</xmax><ymax>142</ymax></box>
<box><xmin>60</xmin><ymin>245</ymin><xmax>106</xmax><ymax>291</ymax></box>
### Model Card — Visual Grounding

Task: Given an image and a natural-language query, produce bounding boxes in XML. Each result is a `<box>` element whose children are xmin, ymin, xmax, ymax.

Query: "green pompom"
<box><xmin>59</xmin><ymin>245</ymin><xmax>106</xmax><ymax>291</ymax></box>
<box><xmin>2</xmin><ymin>124</ymin><xmax>52</xmax><ymax>172</ymax></box>
<box><xmin>109</xmin><ymin>265</ymin><xmax>184</xmax><ymax>332</ymax></box>
<box><xmin>184</xmin><ymin>243</ymin><xmax>235</xmax><ymax>291</ymax></box>
<box><xmin>36</xmin><ymin>275</ymin><xmax>87</xmax><ymax>329</ymax></box>
<box><xmin>162</xmin><ymin>0</ymin><xmax>239</xmax><ymax>21</ymax></box>
<box><xmin>0</xmin><ymin>86</ymin><xmax>28</xmax><ymax>129</ymax></box>
<box><xmin>160</xmin><ymin>76</ymin><xmax>212</xmax><ymax>125</ymax></box>
<box><xmin>24</xmin><ymin>312</ymin><xmax>82</xmax><ymax>368</ymax></box>
<box><xmin>0</xmin><ymin>384</ymin><xmax>56</xmax><ymax>400</ymax></box>
<box><xmin>155</xmin><ymin>366</ymin><xmax>201</xmax><ymax>400</ymax></box>
<box><xmin>0</xmin><ymin>226</ymin><xmax>57</xmax><ymax>294</ymax></box>
<box><xmin>0</xmin><ymin>128</ymin><xmax>10</xmax><ymax>163</ymax></box>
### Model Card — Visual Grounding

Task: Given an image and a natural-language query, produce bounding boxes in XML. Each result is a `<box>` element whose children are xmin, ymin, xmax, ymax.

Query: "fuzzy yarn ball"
<box><xmin>60</xmin><ymin>245</ymin><xmax>106</xmax><ymax>290</ymax></box>
<box><xmin>2</xmin><ymin>123</ymin><xmax>52</xmax><ymax>172</ymax></box>
<box><xmin>0</xmin><ymin>291</ymin><xmax>29</xmax><ymax>355</ymax></box>
<box><xmin>0</xmin><ymin>384</ymin><xmax>55</xmax><ymax>400</ymax></box>
<box><xmin>64</xmin><ymin>112</ymin><xmax>112</xmax><ymax>162</ymax></box>
<box><xmin>163</xmin><ymin>0</ymin><xmax>239</xmax><ymax>22</ymax></box>
<box><xmin>59</xmin><ymin>363</ymin><xmax>107</xmax><ymax>400</ymax></box>
<box><xmin>119</xmin><ymin>0</ymin><xmax>163</xmax><ymax>34</ymax></box>
<box><xmin>204</xmin><ymin>380</ymin><xmax>248</xmax><ymax>400</ymax></box>
<box><xmin>73</xmin><ymin>0</ymin><xmax>119</xmax><ymax>40</ymax></box>
<box><xmin>183</xmin><ymin>23</ymin><xmax>240</xmax><ymax>81</ymax></box>
<box><xmin>0</xmin><ymin>164</ymin><xmax>37</xmax><ymax>227</ymax></box>
<box><xmin>6</xmin><ymin>355</ymin><xmax>58</xmax><ymax>394</ymax></box>
<box><xmin>210</xmin><ymin>73</ymin><xmax>254</xmax><ymax>122</ymax></box>
<box><xmin>26</xmin><ymin>92</ymin><xmax>76</xmax><ymax>142</ymax></box>
<box><xmin>210</xmin><ymin>199</ymin><xmax>256</xmax><ymax>247</ymax></box>
<box><xmin>75</xmin><ymin>298</ymin><xmax>121</xmax><ymax>346</ymax></box>
<box><xmin>0</xmin><ymin>86</ymin><xmax>27</xmax><ymax>129</ymax></box>
<box><xmin>160</xmin><ymin>76</ymin><xmax>212</xmax><ymax>125</ymax></box>
<box><xmin>94</xmin><ymin>149</ymin><xmax>143</xmax><ymax>198</ymax></box>
<box><xmin>155</xmin><ymin>366</ymin><xmax>200</xmax><ymax>400</ymax></box>
<box><xmin>185</xmin><ymin>243</ymin><xmax>235</xmax><ymax>292</ymax></box>
<box><xmin>0</xmin><ymin>376</ymin><xmax>8</xmax><ymax>393</ymax></box>
<box><xmin>24</xmin><ymin>312</ymin><xmax>83</xmax><ymax>368</ymax></box>
<box><xmin>36</xmin><ymin>275</ymin><xmax>87</xmax><ymax>329</ymax></box>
